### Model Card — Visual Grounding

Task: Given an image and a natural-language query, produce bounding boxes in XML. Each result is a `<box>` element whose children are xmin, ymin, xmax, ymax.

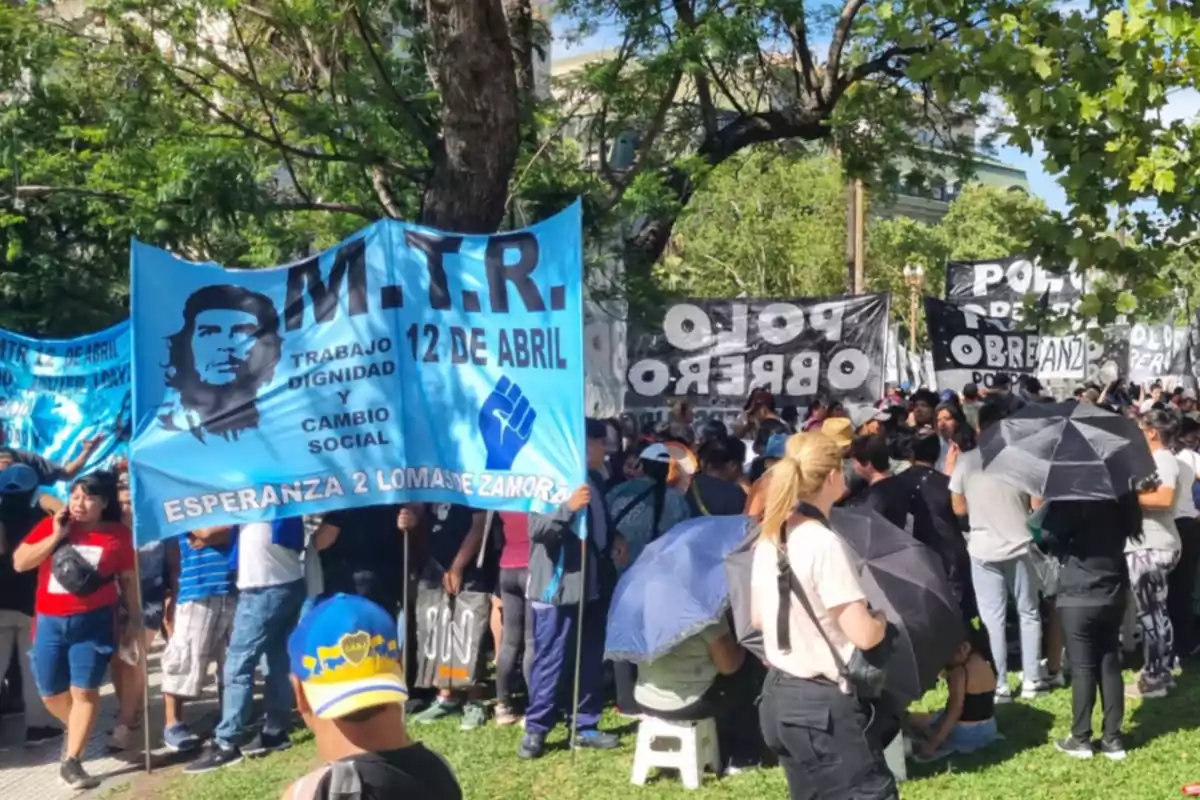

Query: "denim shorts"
<box><xmin>30</xmin><ymin>606</ymin><xmax>116</xmax><ymax>696</ymax></box>
<box><xmin>929</xmin><ymin>711</ymin><xmax>998</xmax><ymax>755</ymax></box>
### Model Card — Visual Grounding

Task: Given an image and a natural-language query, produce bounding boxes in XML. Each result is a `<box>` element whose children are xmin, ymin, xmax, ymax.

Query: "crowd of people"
<box><xmin>2</xmin><ymin>369</ymin><xmax>1199</xmax><ymax>798</ymax></box>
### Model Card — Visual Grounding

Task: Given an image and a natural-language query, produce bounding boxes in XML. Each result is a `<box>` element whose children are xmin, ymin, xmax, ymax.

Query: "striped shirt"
<box><xmin>177</xmin><ymin>539</ymin><xmax>234</xmax><ymax>604</ymax></box>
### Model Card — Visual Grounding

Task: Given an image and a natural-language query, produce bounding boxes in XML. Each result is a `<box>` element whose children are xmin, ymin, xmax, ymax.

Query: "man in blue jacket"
<box><xmin>519</xmin><ymin>419</ymin><xmax>624</xmax><ymax>759</ymax></box>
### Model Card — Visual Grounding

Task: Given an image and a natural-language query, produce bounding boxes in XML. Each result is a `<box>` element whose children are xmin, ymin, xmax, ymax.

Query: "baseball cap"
<box><xmin>764</xmin><ymin>433</ymin><xmax>789</xmax><ymax>459</ymax></box>
<box><xmin>846</xmin><ymin>404</ymin><xmax>889</xmax><ymax>431</ymax></box>
<box><xmin>288</xmin><ymin>594</ymin><xmax>407</xmax><ymax>720</ymax></box>
<box><xmin>820</xmin><ymin>418</ymin><xmax>854</xmax><ymax>450</ymax></box>
<box><xmin>1184</xmin><ymin>388</ymin><xmax>1197</xmax><ymax>401</ymax></box>
<box><xmin>640</xmin><ymin>443</ymin><xmax>672</xmax><ymax>463</ymax></box>
<box><xmin>0</xmin><ymin>464</ymin><xmax>38</xmax><ymax>495</ymax></box>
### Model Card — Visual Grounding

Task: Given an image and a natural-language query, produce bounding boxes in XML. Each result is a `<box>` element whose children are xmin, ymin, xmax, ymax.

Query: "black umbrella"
<box><xmin>830</xmin><ymin>507</ymin><xmax>962</xmax><ymax>702</ymax></box>
<box><xmin>724</xmin><ymin>508</ymin><xmax>962</xmax><ymax>702</ymax></box>
<box><xmin>978</xmin><ymin>401</ymin><xmax>1156</xmax><ymax>501</ymax></box>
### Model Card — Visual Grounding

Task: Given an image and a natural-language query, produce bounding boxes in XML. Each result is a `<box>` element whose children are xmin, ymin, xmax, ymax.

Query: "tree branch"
<box><xmin>672</xmin><ymin>0</ymin><xmax>717</xmax><ymax>136</ymax></box>
<box><xmin>370</xmin><ymin>165</ymin><xmax>405</xmax><ymax>219</ymax></box>
<box><xmin>783</xmin><ymin>10</ymin><xmax>821</xmax><ymax>106</ymax></box>
<box><xmin>347</xmin><ymin>3</ymin><xmax>437</xmax><ymax>152</ymax></box>
<box><xmin>600</xmin><ymin>67</ymin><xmax>685</xmax><ymax>211</ymax></box>
<box><xmin>3</xmin><ymin>185</ymin><xmax>377</xmax><ymax>219</ymax></box>
<box><xmin>824</xmin><ymin>0</ymin><xmax>870</xmax><ymax>100</ymax></box>
<box><xmin>229</xmin><ymin>12</ymin><xmax>313</xmax><ymax>205</ymax></box>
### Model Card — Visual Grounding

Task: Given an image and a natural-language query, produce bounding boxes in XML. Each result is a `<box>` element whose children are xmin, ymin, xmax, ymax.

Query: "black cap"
<box><xmin>585</xmin><ymin>418</ymin><xmax>607</xmax><ymax>441</ymax></box>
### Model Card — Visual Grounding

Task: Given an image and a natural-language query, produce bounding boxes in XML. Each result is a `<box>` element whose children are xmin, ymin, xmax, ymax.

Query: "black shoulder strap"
<box><xmin>775</xmin><ymin>519</ymin><xmax>852</xmax><ymax>682</ymax></box>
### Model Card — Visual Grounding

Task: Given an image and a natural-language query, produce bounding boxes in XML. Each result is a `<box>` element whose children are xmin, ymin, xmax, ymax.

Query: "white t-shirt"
<box><xmin>237</xmin><ymin>522</ymin><xmax>304</xmax><ymax>590</ymax></box>
<box><xmin>949</xmin><ymin>448</ymin><xmax>1032</xmax><ymax>563</ymax></box>
<box><xmin>1130</xmin><ymin>448</ymin><xmax>1184</xmax><ymax>555</ymax></box>
<box><xmin>751</xmin><ymin>520</ymin><xmax>866</xmax><ymax>686</ymax></box>
<box><xmin>1139</xmin><ymin>398</ymin><xmax>1160</xmax><ymax>414</ymax></box>
<box><xmin>1175</xmin><ymin>450</ymin><xmax>1200</xmax><ymax>520</ymax></box>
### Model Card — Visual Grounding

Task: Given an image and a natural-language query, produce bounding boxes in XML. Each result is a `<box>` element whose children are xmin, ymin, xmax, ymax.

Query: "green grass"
<box><xmin>117</xmin><ymin>671</ymin><xmax>1200</xmax><ymax>800</ymax></box>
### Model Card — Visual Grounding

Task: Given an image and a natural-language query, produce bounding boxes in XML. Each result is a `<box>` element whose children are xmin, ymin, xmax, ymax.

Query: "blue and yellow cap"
<box><xmin>287</xmin><ymin>594</ymin><xmax>407</xmax><ymax>720</ymax></box>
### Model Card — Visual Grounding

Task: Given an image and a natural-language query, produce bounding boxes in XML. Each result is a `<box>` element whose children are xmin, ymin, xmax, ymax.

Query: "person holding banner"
<box><xmin>410</xmin><ymin>504</ymin><xmax>493</xmax><ymax>730</ymax></box>
<box><xmin>160</xmin><ymin>528</ymin><xmax>236</xmax><ymax>754</ymax></box>
<box><xmin>185</xmin><ymin>517</ymin><xmax>306</xmax><ymax>775</ymax></box>
<box><xmin>0</xmin><ymin>438</ymin><xmax>107</xmax><ymax>490</ymax></box>
<box><xmin>520</xmin><ymin>419</ymin><xmax>621</xmax><ymax>760</ymax></box>
<box><xmin>12</xmin><ymin>472</ymin><xmax>138</xmax><ymax>790</ymax></box>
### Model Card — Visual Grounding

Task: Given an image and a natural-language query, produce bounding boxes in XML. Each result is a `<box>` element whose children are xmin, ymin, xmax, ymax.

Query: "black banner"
<box><xmin>945</xmin><ymin>255</ymin><xmax>1085</xmax><ymax>322</ymax></box>
<box><xmin>624</xmin><ymin>294</ymin><xmax>890</xmax><ymax>419</ymax></box>
<box><xmin>1128</xmin><ymin>322</ymin><xmax>1191</xmax><ymax>385</ymax></box>
<box><xmin>945</xmin><ymin>255</ymin><xmax>1087</xmax><ymax>380</ymax></box>
<box><xmin>926</xmin><ymin>297</ymin><xmax>1039</xmax><ymax>390</ymax></box>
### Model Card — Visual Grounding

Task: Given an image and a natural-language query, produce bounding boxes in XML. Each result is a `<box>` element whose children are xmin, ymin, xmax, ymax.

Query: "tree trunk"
<box><xmin>503</xmin><ymin>0</ymin><xmax>536</xmax><ymax>140</ymax></box>
<box><xmin>422</xmin><ymin>0</ymin><xmax>520</xmax><ymax>232</ymax></box>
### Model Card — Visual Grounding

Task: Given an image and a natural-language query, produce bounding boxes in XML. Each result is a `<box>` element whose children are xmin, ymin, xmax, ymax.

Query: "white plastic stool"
<box><xmin>884</xmin><ymin>734</ymin><xmax>908</xmax><ymax>783</ymax></box>
<box><xmin>630</xmin><ymin>716</ymin><xmax>720</xmax><ymax>790</ymax></box>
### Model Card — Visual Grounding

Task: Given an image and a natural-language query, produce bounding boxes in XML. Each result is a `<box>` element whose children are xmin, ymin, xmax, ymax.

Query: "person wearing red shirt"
<box><xmin>13</xmin><ymin>473</ymin><xmax>138</xmax><ymax>790</ymax></box>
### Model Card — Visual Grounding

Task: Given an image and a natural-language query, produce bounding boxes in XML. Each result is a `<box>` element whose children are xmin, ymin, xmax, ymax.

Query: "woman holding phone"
<box><xmin>13</xmin><ymin>472</ymin><xmax>138</xmax><ymax>790</ymax></box>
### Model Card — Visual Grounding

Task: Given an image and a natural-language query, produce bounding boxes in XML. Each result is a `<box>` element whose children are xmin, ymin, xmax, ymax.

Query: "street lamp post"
<box><xmin>902</xmin><ymin>264</ymin><xmax>926</xmax><ymax>352</ymax></box>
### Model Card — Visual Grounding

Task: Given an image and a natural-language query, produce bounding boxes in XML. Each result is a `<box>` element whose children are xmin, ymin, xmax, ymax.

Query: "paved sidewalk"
<box><xmin>0</xmin><ymin>649</ymin><xmax>215</xmax><ymax>799</ymax></box>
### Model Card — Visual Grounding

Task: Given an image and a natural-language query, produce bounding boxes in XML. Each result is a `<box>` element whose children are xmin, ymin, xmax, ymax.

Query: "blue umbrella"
<box><xmin>605</xmin><ymin>515</ymin><xmax>751</xmax><ymax>663</ymax></box>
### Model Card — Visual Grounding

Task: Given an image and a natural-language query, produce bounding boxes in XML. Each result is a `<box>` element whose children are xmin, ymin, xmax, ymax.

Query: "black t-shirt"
<box><xmin>688</xmin><ymin>474</ymin><xmax>747</xmax><ymax>516</ymax></box>
<box><xmin>424</xmin><ymin>504</ymin><xmax>492</xmax><ymax>592</ymax></box>
<box><xmin>1042</xmin><ymin>497</ymin><xmax>1135</xmax><ymax>607</ymax></box>
<box><xmin>320</xmin><ymin>505</ymin><xmax>404</xmax><ymax>612</ymax></box>
<box><xmin>307</xmin><ymin>744</ymin><xmax>462</xmax><ymax>800</ymax></box>
<box><xmin>0</xmin><ymin>493</ymin><xmax>45</xmax><ymax>615</ymax></box>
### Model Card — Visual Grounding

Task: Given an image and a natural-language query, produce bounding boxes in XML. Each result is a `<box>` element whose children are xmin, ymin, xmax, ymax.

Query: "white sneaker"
<box><xmin>994</xmin><ymin>684</ymin><xmax>1013</xmax><ymax>704</ymax></box>
<box><xmin>1021</xmin><ymin>679</ymin><xmax>1051</xmax><ymax>699</ymax></box>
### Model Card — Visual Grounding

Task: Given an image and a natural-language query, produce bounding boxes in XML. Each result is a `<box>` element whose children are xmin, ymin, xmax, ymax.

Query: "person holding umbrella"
<box><xmin>951</xmin><ymin>400</ymin><xmax>1048</xmax><ymax>702</ymax></box>
<box><xmin>751</xmin><ymin>432</ymin><xmax>896</xmax><ymax>800</ymax></box>
<box><xmin>1127</xmin><ymin>410</ymin><xmax>1185</xmax><ymax>699</ymax></box>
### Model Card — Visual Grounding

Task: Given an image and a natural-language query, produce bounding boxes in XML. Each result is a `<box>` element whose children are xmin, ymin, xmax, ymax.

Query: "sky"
<box><xmin>549</xmin><ymin>15</ymin><xmax>1200</xmax><ymax>216</ymax></box>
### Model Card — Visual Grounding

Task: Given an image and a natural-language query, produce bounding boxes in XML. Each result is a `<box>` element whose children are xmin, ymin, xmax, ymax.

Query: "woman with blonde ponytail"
<box><xmin>750</xmin><ymin>433</ymin><xmax>896</xmax><ymax>800</ymax></box>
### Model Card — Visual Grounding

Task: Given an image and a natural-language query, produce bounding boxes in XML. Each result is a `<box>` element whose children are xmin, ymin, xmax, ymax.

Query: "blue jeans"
<box><xmin>30</xmin><ymin>607</ymin><xmax>116</xmax><ymax>695</ymax></box>
<box><xmin>214</xmin><ymin>580</ymin><xmax>305</xmax><ymax>747</ymax></box>
<box><xmin>971</xmin><ymin>554</ymin><xmax>1041</xmax><ymax>684</ymax></box>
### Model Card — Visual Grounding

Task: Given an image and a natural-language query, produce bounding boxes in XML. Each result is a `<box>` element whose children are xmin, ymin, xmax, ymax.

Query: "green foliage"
<box><xmin>5</xmin><ymin>0</ymin><xmax>1117</xmax><ymax>338</ymax></box>
<box><xmin>659</xmin><ymin>146</ymin><xmax>848</xmax><ymax>299</ymax></box>
<box><xmin>976</xmin><ymin>3</ymin><xmax>1200</xmax><ymax>306</ymax></box>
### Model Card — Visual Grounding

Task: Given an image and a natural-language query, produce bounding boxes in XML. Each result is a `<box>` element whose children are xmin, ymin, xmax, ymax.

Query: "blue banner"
<box><xmin>130</xmin><ymin>203</ymin><xmax>585</xmax><ymax>543</ymax></box>
<box><xmin>0</xmin><ymin>322</ymin><xmax>132</xmax><ymax>494</ymax></box>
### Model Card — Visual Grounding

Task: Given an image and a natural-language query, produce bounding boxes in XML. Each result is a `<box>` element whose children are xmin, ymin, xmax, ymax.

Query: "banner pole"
<box><xmin>568</xmin><ymin>534</ymin><xmax>588</xmax><ymax>758</ymax></box>
<box><xmin>401</xmin><ymin>525</ymin><xmax>409</xmax><ymax>675</ymax></box>
<box><xmin>130</xmin><ymin>550</ymin><xmax>153</xmax><ymax>774</ymax></box>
